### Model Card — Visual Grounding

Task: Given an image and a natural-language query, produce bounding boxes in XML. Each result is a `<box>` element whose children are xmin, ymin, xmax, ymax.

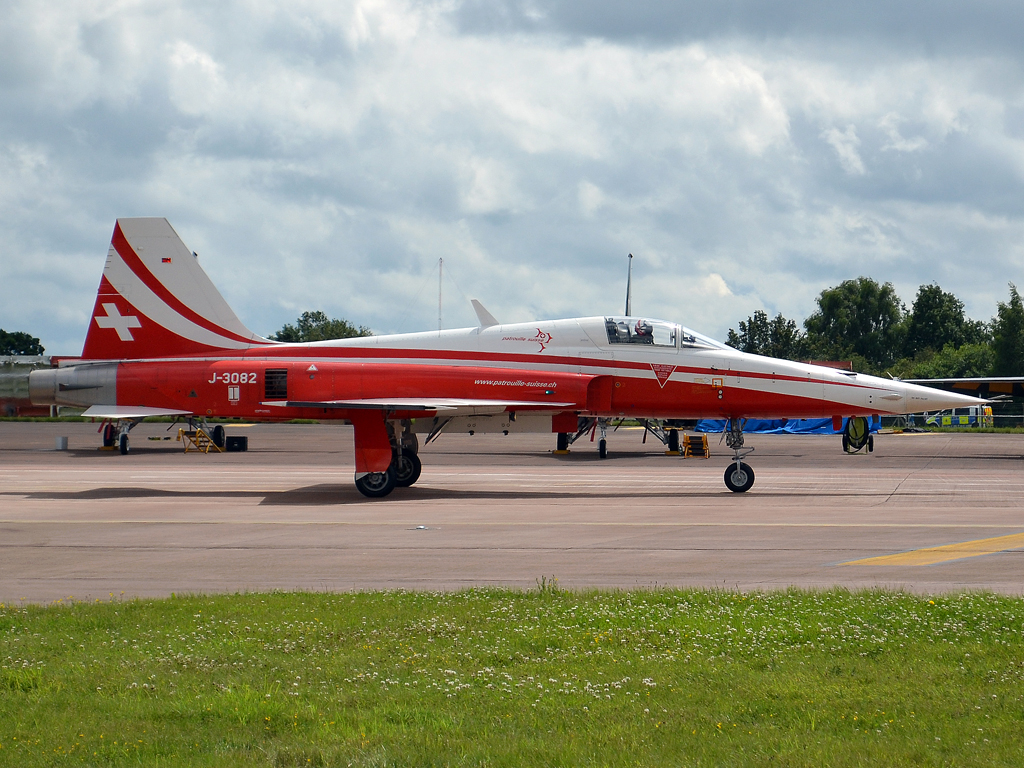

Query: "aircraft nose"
<box><xmin>902</xmin><ymin>381</ymin><xmax>988</xmax><ymax>412</ymax></box>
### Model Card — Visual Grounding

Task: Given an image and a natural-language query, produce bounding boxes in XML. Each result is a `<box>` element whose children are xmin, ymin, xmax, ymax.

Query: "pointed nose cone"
<box><xmin>901</xmin><ymin>381</ymin><xmax>988</xmax><ymax>412</ymax></box>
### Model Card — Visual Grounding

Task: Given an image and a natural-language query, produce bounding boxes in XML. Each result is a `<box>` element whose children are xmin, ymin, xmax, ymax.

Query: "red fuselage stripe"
<box><xmin>105</xmin><ymin>344</ymin><xmax>889</xmax><ymax>394</ymax></box>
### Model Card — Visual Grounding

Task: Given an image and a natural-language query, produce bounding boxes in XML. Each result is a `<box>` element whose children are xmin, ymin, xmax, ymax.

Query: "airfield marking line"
<box><xmin>841</xmin><ymin>532</ymin><xmax>1024</xmax><ymax>566</ymax></box>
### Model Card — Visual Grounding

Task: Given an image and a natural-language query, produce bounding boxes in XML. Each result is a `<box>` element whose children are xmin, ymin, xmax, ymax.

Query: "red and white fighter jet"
<box><xmin>30</xmin><ymin>218</ymin><xmax>984</xmax><ymax>497</ymax></box>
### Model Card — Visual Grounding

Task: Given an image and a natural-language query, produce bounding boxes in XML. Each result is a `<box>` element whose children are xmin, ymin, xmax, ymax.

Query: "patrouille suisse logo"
<box><xmin>501</xmin><ymin>328</ymin><xmax>554</xmax><ymax>352</ymax></box>
<box><xmin>650</xmin><ymin>363</ymin><xmax>676</xmax><ymax>388</ymax></box>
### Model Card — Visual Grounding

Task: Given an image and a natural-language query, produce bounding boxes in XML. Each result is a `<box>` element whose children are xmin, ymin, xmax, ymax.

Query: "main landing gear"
<box><xmin>723</xmin><ymin>418</ymin><xmax>755</xmax><ymax>493</ymax></box>
<box><xmin>354</xmin><ymin>421</ymin><xmax>422</xmax><ymax>499</ymax></box>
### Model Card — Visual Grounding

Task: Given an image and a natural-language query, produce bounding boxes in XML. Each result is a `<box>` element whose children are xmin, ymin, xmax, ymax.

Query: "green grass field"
<box><xmin>2</xmin><ymin>588</ymin><xmax>1023</xmax><ymax>766</ymax></box>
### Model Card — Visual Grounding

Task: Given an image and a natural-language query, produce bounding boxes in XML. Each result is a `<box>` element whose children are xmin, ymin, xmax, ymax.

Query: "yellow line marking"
<box><xmin>843</xmin><ymin>532</ymin><xmax>1024</xmax><ymax>566</ymax></box>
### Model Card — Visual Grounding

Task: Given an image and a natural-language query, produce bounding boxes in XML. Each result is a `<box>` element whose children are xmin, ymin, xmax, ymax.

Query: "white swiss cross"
<box><xmin>95</xmin><ymin>303</ymin><xmax>142</xmax><ymax>341</ymax></box>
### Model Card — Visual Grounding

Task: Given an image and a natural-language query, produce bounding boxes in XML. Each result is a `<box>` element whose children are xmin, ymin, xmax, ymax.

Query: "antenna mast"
<box><xmin>438</xmin><ymin>257</ymin><xmax>443</xmax><ymax>332</ymax></box>
<box><xmin>624</xmin><ymin>253</ymin><xmax>633</xmax><ymax>316</ymax></box>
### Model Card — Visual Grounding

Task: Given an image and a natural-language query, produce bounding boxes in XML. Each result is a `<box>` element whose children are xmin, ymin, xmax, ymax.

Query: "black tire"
<box><xmin>355</xmin><ymin>467</ymin><xmax>397</xmax><ymax>498</ymax></box>
<box><xmin>211</xmin><ymin>425</ymin><xmax>226</xmax><ymax>448</ymax></box>
<box><xmin>867</xmin><ymin>434</ymin><xmax>874</xmax><ymax>453</ymax></box>
<box><xmin>598</xmin><ymin>439</ymin><xmax>607</xmax><ymax>459</ymax></box>
<box><xmin>724</xmin><ymin>462</ymin><xmax>754</xmax><ymax>493</ymax></box>
<box><xmin>556</xmin><ymin>432</ymin><xmax>569</xmax><ymax>451</ymax></box>
<box><xmin>102</xmin><ymin>423</ymin><xmax>115</xmax><ymax>448</ymax></box>
<box><xmin>118</xmin><ymin>432</ymin><xmax>130</xmax><ymax>455</ymax></box>
<box><xmin>393</xmin><ymin>449</ymin><xmax>422</xmax><ymax>487</ymax></box>
<box><xmin>841</xmin><ymin>434</ymin><xmax>849</xmax><ymax>453</ymax></box>
<box><xmin>667</xmin><ymin>430</ymin><xmax>679</xmax><ymax>453</ymax></box>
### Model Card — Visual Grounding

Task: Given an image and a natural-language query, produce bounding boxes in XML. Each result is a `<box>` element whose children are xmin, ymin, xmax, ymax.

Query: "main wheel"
<box><xmin>598</xmin><ymin>438</ymin><xmax>607</xmax><ymax>459</ymax></box>
<box><xmin>867</xmin><ymin>434</ymin><xmax>874</xmax><ymax>453</ymax></box>
<box><xmin>724</xmin><ymin>462</ymin><xmax>754</xmax><ymax>493</ymax></box>
<box><xmin>393</xmin><ymin>449</ymin><xmax>422</xmax><ymax>487</ymax></box>
<box><xmin>211</xmin><ymin>425</ymin><xmax>226</xmax><ymax>448</ymax></box>
<box><xmin>355</xmin><ymin>467</ymin><xmax>397</xmax><ymax>498</ymax></box>
<box><xmin>667</xmin><ymin>430</ymin><xmax>680</xmax><ymax>453</ymax></box>
<box><xmin>102</xmin><ymin>423</ymin><xmax>115</xmax><ymax>448</ymax></box>
<box><xmin>118</xmin><ymin>432</ymin><xmax>130</xmax><ymax>455</ymax></box>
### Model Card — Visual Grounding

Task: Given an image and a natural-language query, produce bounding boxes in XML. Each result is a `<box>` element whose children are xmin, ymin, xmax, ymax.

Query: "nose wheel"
<box><xmin>724</xmin><ymin>462</ymin><xmax>754</xmax><ymax>493</ymax></box>
<box><xmin>723</xmin><ymin>418</ymin><xmax>756</xmax><ymax>493</ymax></box>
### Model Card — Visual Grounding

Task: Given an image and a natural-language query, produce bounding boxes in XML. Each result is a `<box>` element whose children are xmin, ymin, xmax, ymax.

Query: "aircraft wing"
<box><xmin>904</xmin><ymin>377</ymin><xmax>1023</xmax><ymax>398</ymax></box>
<box><xmin>261</xmin><ymin>398</ymin><xmax>576</xmax><ymax>411</ymax></box>
<box><xmin>82</xmin><ymin>405</ymin><xmax>193</xmax><ymax>418</ymax></box>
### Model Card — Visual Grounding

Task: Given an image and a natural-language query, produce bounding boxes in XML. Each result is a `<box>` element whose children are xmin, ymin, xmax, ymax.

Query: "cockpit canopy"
<box><xmin>605</xmin><ymin>317</ymin><xmax>677</xmax><ymax>346</ymax></box>
<box><xmin>603</xmin><ymin>317</ymin><xmax>729</xmax><ymax>350</ymax></box>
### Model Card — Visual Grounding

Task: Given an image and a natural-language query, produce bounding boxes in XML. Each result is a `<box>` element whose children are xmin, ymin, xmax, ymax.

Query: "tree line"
<box><xmin>0</xmin><ymin>329</ymin><xmax>45</xmax><ymax>356</ymax></box>
<box><xmin>269</xmin><ymin>311</ymin><xmax>371</xmax><ymax>342</ymax></box>
<box><xmin>727</xmin><ymin>278</ymin><xmax>1024</xmax><ymax>378</ymax></box>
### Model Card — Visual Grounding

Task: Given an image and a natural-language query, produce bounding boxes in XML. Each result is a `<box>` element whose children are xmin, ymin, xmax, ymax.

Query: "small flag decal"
<box><xmin>162</xmin><ymin>257</ymin><xmax>172</xmax><ymax>263</ymax></box>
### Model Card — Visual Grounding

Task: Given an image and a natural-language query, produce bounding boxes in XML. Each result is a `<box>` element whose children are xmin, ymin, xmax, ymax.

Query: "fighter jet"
<box><xmin>30</xmin><ymin>218</ymin><xmax>985</xmax><ymax>497</ymax></box>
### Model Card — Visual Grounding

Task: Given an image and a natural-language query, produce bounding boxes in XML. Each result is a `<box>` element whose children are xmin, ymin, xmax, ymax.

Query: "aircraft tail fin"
<box><xmin>81</xmin><ymin>218</ymin><xmax>273</xmax><ymax>360</ymax></box>
<box><xmin>471</xmin><ymin>299</ymin><xmax>499</xmax><ymax>328</ymax></box>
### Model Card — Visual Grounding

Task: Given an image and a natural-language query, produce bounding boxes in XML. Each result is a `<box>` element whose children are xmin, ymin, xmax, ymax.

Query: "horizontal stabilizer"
<box><xmin>262</xmin><ymin>397</ymin><xmax>575</xmax><ymax>411</ymax></box>
<box><xmin>82</xmin><ymin>405</ymin><xmax>192</xmax><ymax>419</ymax></box>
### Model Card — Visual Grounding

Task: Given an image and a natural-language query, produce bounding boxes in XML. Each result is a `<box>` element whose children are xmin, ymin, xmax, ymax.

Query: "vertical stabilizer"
<box><xmin>81</xmin><ymin>218</ymin><xmax>272</xmax><ymax>360</ymax></box>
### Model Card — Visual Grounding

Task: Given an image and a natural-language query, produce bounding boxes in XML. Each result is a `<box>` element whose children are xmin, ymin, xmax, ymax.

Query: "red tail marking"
<box><xmin>110</xmin><ymin>222</ymin><xmax>266</xmax><ymax>346</ymax></box>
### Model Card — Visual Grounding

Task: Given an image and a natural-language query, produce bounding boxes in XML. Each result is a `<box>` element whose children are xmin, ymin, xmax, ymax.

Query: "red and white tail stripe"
<box><xmin>81</xmin><ymin>218</ymin><xmax>273</xmax><ymax>360</ymax></box>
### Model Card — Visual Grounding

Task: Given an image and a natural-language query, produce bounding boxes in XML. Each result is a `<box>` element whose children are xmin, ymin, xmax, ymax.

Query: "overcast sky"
<box><xmin>2</xmin><ymin>1</ymin><xmax>1023</xmax><ymax>354</ymax></box>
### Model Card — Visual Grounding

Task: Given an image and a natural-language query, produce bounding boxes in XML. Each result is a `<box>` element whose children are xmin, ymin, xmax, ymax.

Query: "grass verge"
<box><xmin>2</xmin><ymin>588</ymin><xmax>1022</xmax><ymax>766</ymax></box>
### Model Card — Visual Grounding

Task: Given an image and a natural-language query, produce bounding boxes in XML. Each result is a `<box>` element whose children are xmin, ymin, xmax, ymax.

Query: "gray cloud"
<box><xmin>1</xmin><ymin>0</ymin><xmax>1022</xmax><ymax>355</ymax></box>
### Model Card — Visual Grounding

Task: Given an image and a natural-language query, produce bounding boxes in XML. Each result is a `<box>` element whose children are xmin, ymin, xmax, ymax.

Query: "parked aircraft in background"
<box><xmin>906</xmin><ymin>377</ymin><xmax>1024</xmax><ymax>399</ymax></box>
<box><xmin>29</xmin><ymin>219</ymin><xmax>985</xmax><ymax>497</ymax></box>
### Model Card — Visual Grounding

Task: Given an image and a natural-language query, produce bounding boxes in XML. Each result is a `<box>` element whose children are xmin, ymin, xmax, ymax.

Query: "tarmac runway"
<box><xmin>2</xmin><ymin>421</ymin><xmax>1023</xmax><ymax>602</ymax></box>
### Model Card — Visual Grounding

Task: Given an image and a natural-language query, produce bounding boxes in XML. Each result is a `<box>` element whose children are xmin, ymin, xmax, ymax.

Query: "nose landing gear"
<box><xmin>723</xmin><ymin>418</ymin><xmax>755</xmax><ymax>493</ymax></box>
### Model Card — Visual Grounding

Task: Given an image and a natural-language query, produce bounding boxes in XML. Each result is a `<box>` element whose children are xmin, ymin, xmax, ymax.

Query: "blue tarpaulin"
<box><xmin>694</xmin><ymin>416</ymin><xmax>881</xmax><ymax>434</ymax></box>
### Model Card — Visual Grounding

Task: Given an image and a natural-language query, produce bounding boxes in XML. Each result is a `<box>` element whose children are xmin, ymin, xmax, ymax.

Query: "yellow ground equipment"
<box><xmin>683</xmin><ymin>433</ymin><xmax>710</xmax><ymax>458</ymax></box>
<box><xmin>177</xmin><ymin>427</ymin><xmax>224</xmax><ymax>454</ymax></box>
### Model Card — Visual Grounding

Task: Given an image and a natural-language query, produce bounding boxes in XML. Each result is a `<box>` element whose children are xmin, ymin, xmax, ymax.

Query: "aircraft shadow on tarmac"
<box><xmin>12</xmin><ymin>484</ymin><xmax>882</xmax><ymax>505</ymax></box>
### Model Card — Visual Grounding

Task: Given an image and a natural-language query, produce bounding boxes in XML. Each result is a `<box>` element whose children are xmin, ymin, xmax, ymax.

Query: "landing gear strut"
<box><xmin>723</xmin><ymin>418</ymin><xmax>755</xmax><ymax>493</ymax></box>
